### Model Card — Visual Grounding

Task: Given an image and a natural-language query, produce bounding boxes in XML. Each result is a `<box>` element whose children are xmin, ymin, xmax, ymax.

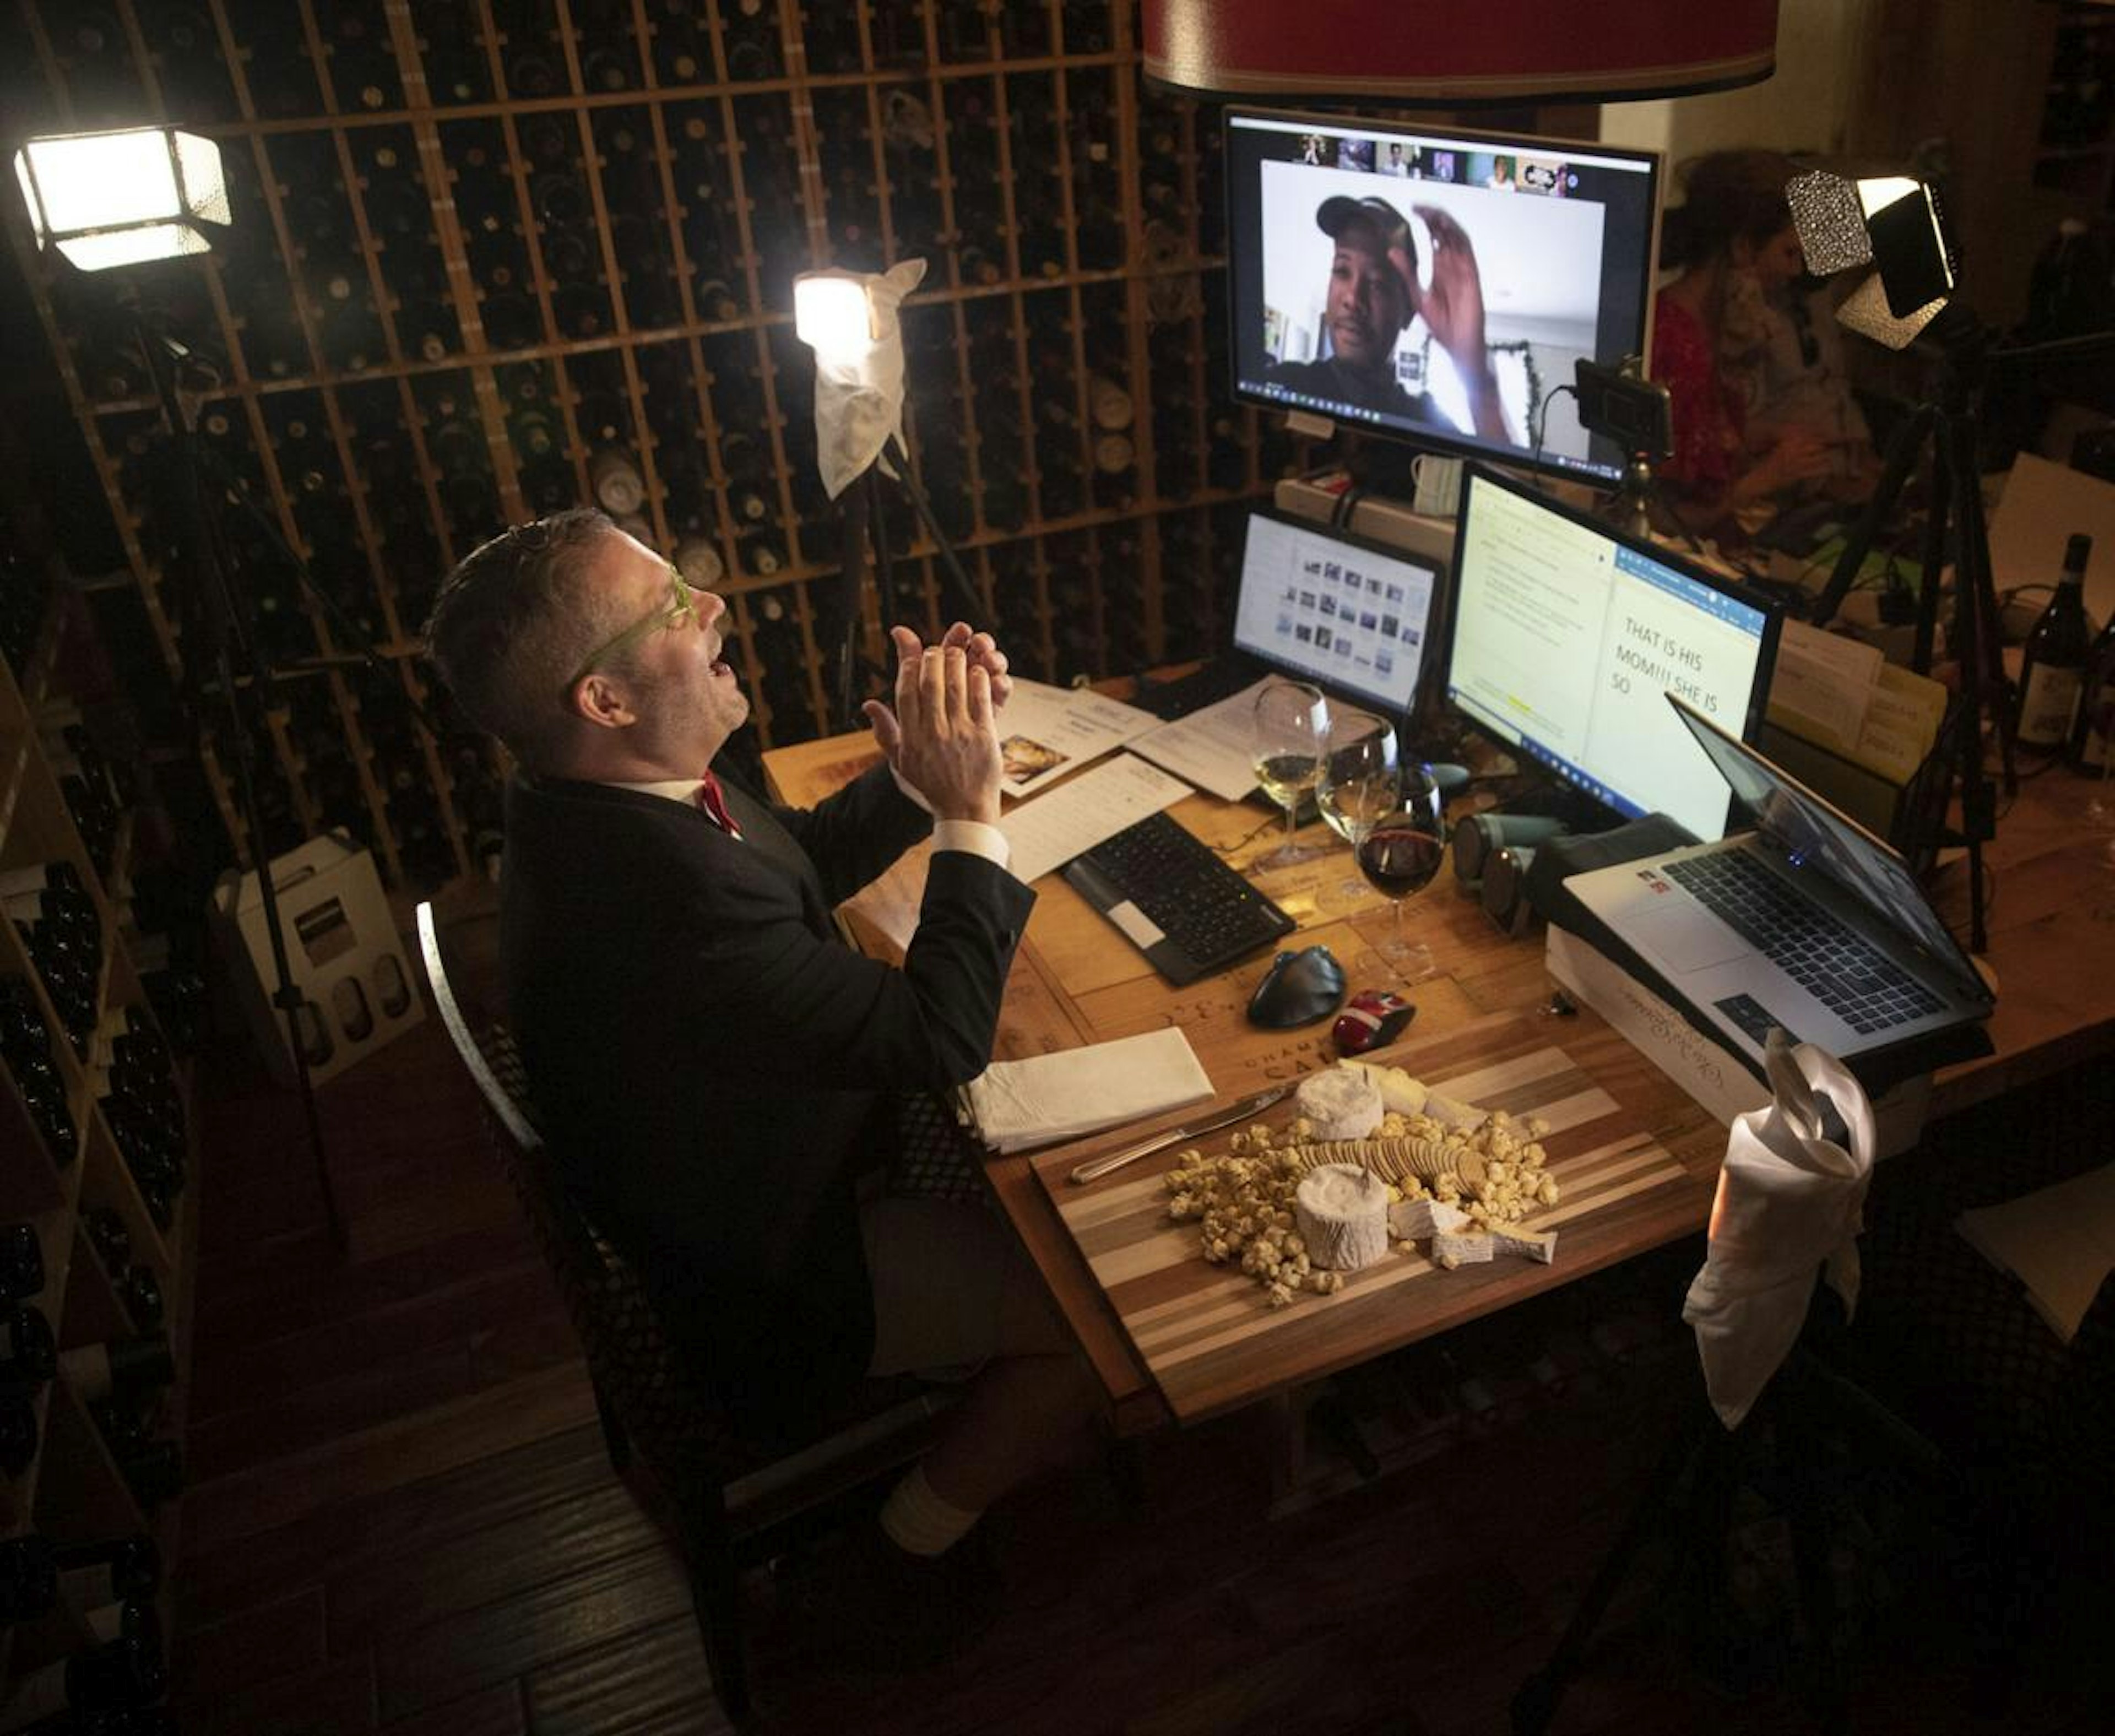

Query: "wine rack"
<box><xmin>1</xmin><ymin>476</ymin><xmax>194</xmax><ymax>1718</ymax></box>
<box><xmin>2</xmin><ymin>0</ymin><xmax>1589</xmax><ymax>893</ymax></box>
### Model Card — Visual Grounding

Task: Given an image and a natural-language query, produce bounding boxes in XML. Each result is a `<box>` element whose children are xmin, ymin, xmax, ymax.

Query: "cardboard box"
<box><xmin>210</xmin><ymin>832</ymin><xmax>424</xmax><ymax>1087</ymax></box>
<box><xmin>1545</xmin><ymin>924</ymin><xmax>1930</xmax><ymax>1160</ymax></box>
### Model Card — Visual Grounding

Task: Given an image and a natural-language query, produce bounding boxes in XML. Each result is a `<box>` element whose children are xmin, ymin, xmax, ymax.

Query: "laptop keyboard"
<box><xmin>1663</xmin><ymin>850</ymin><xmax>1944</xmax><ymax>1035</ymax></box>
<box><xmin>1063</xmin><ymin>811</ymin><xmax>1296</xmax><ymax>988</ymax></box>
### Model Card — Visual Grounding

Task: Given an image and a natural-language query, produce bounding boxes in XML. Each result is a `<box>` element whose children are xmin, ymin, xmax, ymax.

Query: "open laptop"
<box><xmin>1565</xmin><ymin>693</ymin><xmax>1993</xmax><ymax>1069</ymax></box>
<box><xmin>1136</xmin><ymin>508</ymin><xmax>1443</xmax><ymax>723</ymax></box>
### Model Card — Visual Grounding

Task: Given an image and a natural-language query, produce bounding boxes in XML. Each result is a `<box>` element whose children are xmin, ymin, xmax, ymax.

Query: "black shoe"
<box><xmin>788</xmin><ymin>1520</ymin><xmax>1001</xmax><ymax>1672</ymax></box>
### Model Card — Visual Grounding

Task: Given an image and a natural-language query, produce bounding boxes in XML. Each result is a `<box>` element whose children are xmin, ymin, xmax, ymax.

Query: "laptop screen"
<box><xmin>1668</xmin><ymin>694</ymin><xmax>1988</xmax><ymax>1000</ymax></box>
<box><xmin>1231</xmin><ymin>511</ymin><xmax>1440</xmax><ymax>718</ymax></box>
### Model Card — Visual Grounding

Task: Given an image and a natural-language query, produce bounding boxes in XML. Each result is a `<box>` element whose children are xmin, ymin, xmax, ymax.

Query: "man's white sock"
<box><xmin>879</xmin><ymin>1462</ymin><xmax>981</xmax><ymax>1557</ymax></box>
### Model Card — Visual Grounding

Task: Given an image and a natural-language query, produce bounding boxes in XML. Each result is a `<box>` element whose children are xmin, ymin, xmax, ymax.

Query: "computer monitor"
<box><xmin>1444</xmin><ymin>465</ymin><xmax>1781</xmax><ymax>841</ymax></box>
<box><xmin>1224</xmin><ymin>109</ymin><xmax>1662</xmax><ymax>486</ymax></box>
<box><xmin>1232</xmin><ymin>510</ymin><xmax>1441</xmax><ymax>720</ymax></box>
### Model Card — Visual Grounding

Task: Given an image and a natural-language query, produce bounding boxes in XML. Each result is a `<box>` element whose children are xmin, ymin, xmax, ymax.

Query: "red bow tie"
<box><xmin>695</xmin><ymin>769</ymin><xmax>744</xmax><ymax>838</ymax></box>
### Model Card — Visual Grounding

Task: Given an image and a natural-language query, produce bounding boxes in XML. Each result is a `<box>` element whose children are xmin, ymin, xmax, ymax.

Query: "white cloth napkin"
<box><xmin>962</xmin><ymin>1028</ymin><xmax>1214</xmax><ymax>1155</ymax></box>
<box><xmin>810</xmin><ymin>258</ymin><xmax>923</xmax><ymax>501</ymax></box>
<box><xmin>1682</xmin><ymin>1030</ymin><xmax>1875</xmax><ymax>1429</ymax></box>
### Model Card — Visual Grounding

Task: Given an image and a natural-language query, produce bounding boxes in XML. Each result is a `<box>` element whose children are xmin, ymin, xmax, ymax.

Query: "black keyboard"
<box><xmin>1132</xmin><ymin>658</ymin><xmax>1264</xmax><ymax>720</ymax></box>
<box><xmin>1663</xmin><ymin>850</ymin><xmax>1943</xmax><ymax>1036</ymax></box>
<box><xmin>1062</xmin><ymin>811</ymin><xmax>1297</xmax><ymax>987</ymax></box>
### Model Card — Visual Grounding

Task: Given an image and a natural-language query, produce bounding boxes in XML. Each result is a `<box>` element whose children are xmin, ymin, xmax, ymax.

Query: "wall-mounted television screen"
<box><xmin>1225</xmin><ymin>109</ymin><xmax>1662</xmax><ymax>486</ymax></box>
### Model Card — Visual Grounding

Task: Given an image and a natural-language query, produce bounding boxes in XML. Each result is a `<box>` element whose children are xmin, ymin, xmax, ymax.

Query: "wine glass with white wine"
<box><xmin>1251</xmin><ymin>677</ymin><xmax>1330</xmax><ymax>871</ymax></box>
<box><xmin>1317</xmin><ymin>708</ymin><xmax>1401</xmax><ymax>903</ymax></box>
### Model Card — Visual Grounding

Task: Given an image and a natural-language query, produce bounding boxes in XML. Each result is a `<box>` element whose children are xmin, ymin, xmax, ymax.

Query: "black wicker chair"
<box><xmin>414</xmin><ymin>900</ymin><xmax>950</xmax><ymax>1726</ymax></box>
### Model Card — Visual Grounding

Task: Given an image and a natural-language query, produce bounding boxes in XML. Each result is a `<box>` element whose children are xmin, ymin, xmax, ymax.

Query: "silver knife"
<box><xmin>1069</xmin><ymin>1084</ymin><xmax>1293</xmax><ymax>1185</ymax></box>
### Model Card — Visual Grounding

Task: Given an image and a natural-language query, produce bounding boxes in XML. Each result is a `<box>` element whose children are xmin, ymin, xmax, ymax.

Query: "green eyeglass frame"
<box><xmin>567</xmin><ymin>563</ymin><xmax>700</xmax><ymax>692</ymax></box>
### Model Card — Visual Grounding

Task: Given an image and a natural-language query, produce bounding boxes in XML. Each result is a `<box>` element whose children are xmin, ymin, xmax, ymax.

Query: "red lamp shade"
<box><xmin>1141</xmin><ymin>2</ymin><xmax>1781</xmax><ymax>103</ymax></box>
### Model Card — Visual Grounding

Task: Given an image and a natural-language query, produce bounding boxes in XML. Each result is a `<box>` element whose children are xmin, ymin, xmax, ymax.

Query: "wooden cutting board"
<box><xmin>1031</xmin><ymin>1007</ymin><xmax>1719</xmax><ymax>1423</ymax></box>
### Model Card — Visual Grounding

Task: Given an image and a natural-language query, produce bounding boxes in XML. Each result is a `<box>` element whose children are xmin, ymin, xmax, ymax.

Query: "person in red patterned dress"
<box><xmin>1652</xmin><ymin>151</ymin><xmax>1835</xmax><ymax>532</ymax></box>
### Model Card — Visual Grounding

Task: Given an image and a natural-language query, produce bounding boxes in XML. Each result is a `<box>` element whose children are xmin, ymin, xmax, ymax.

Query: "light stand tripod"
<box><xmin>1805</xmin><ymin>304</ymin><xmax>2057</xmax><ymax>957</ymax></box>
<box><xmin>829</xmin><ymin>432</ymin><xmax>992</xmax><ymax>728</ymax></box>
<box><xmin>138</xmin><ymin>321</ymin><xmax>346</xmax><ymax>1250</ymax></box>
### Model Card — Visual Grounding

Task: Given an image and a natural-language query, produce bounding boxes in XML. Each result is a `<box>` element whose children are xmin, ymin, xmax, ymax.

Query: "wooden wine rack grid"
<box><xmin>0</xmin><ymin>580</ymin><xmax>195</xmax><ymax>1691</ymax></box>
<box><xmin>5</xmin><ymin>0</ymin><xmax>1600</xmax><ymax>893</ymax></box>
<box><xmin>0</xmin><ymin>0</ymin><xmax>1328</xmax><ymax>891</ymax></box>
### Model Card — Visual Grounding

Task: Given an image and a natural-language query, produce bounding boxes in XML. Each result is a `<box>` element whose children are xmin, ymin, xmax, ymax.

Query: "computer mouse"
<box><xmin>1247</xmin><ymin>945</ymin><xmax>1348</xmax><ymax>1029</ymax></box>
<box><xmin>1332</xmin><ymin>988</ymin><xmax>1416</xmax><ymax>1056</ymax></box>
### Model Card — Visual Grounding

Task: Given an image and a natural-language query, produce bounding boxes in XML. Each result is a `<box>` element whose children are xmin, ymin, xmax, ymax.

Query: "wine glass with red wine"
<box><xmin>1355</xmin><ymin>764</ymin><xmax>1446</xmax><ymax>980</ymax></box>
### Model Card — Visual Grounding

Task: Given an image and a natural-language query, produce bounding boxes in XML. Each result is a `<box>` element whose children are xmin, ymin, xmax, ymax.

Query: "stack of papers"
<box><xmin>996</xmin><ymin>679</ymin><xmax>1159</xmax><ymax>798</ymax></box>
<box><xmin>1766</xmin><ymin>619</ymin><xmax>1948</xmax><ymax>785</ymax></box>
<box><xmin>1128</xmin><ymin>678</ymin><xmax>1276</xmax><ymax>802</ymax></box>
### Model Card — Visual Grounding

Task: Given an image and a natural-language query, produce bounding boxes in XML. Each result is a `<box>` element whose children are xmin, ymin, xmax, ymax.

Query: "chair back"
<box><xmin>415</xmin><ymin>902</ymin><xmax>736</xmax><ymax>1496</ymax></box>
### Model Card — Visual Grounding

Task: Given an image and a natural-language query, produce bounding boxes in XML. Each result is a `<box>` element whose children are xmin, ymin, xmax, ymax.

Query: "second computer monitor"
<box><xmin>1444</xmin><ymin>466</ymin><xmax>1781</xmax><ymax>842</ymax></box>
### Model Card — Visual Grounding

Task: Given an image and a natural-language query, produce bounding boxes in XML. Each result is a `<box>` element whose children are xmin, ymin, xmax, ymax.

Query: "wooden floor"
<box><xmin>170</xmin><ymin>1010</ymin><xmax>2110</xmax><ymax>1735</ymax></box>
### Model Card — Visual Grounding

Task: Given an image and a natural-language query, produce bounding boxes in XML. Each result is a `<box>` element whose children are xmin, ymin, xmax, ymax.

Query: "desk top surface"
<box><xmin>764</xmin><ymin>726</ymin><xmax>2115</xmax><ymax>1429</ymax></box>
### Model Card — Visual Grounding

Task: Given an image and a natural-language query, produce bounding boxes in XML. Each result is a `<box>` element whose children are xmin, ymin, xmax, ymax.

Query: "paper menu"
<box><xmin>998</xmin><ymin>752</ymin><xmax>1192</xmax><ymax>885</ymax></box>
<box><xmin>1127</xmin><ymin>679</ymin><xmax>1275</xmax><ymax>802</ymax></box>
<box><xmin>1769</xmin><ymin>619</ymin><xmax>1882</xmax><ymax>748</ymax></box>
<box><xmin>996</xmin><ymin>679</ymin><xmax>1159</xmax><ymax>798</ymax></box>
<box><xmin>1765</xmin><ymin>620</ymin><xmax>1946</xmax><ymax>786</ymax></box>
<box><xmin>841</xmin><ymin>753</ymin><xmax>1194</xmax><ymax>952</ymax></box>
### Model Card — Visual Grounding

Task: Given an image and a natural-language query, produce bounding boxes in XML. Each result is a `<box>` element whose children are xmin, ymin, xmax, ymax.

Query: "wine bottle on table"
<box><xmin>2016</xmin><ymin>533</ymin><xmax>2093</xmax><ymax>752</ymax></box>
<box><xmin>2067</xmin><ymin>601</ymin><xmax>2115</xmax><ymax>771</ymax></box>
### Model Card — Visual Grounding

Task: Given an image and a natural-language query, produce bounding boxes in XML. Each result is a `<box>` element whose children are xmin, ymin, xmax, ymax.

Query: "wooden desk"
<box><xmin>763</xmin><ymin>732</ymin><xmax>2115</xmax><ymax>1435</ymax></box>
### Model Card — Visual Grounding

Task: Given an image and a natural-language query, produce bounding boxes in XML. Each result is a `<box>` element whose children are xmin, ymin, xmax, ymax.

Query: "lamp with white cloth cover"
<box><xmin>793</xmin><ymin>259</ymin><xmax>990</xmax><ymax>725</ymax></box>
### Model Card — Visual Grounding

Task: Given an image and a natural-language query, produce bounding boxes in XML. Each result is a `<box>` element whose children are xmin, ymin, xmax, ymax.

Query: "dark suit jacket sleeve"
<box><xmin>669</xmin><ymin>833</ymin><xmax>1034</xmax><ymax>1093</ymax></box>
<box><xmin>752</xmin><ymin>758</ymin><xmax>934</xmax><ymax>907</ymax></box>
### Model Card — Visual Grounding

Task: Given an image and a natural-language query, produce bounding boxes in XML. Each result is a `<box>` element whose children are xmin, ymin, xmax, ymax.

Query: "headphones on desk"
<box><xmin>1451</xmin><ymin>813</ymin><xmax>1572</xmax><ymax>938</ymax></box>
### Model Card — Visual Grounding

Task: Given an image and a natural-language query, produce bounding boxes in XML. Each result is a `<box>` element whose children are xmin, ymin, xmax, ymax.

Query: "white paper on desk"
<box><xmin>963</xmin><ymin>1026</ymin><xmax>1214</xmax><ymax>1154</ymax></box>
<box><xmin>1127</xmin><ymin>679</ymin><xmax>1275</xmax><ymax>802</ymax></box>
<box><xmin>997</xmin><ymin>679</ymin><xmax>1159</xmax><ymax>799</ymax></box>
<box><xmin>1767</xmin><ymin>620</ymin><xmax>1881</xmax><ymax>751</ymax></box>
<box><xmin>1957</xmin><ymin>1163</ymin><xmax>2115</xmax><ymax>1346</ymax></box>
<box><xmin>999</xmin><ymin>752</ymin><xmax>1192</xmax><ymax>885</ymax></box>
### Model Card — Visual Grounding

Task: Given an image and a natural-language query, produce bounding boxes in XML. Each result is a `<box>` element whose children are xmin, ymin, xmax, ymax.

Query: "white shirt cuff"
<box><xmin>932</xmin><ymin>818</ymin><xmax>1011</xmax><ymax>870</ymax></box>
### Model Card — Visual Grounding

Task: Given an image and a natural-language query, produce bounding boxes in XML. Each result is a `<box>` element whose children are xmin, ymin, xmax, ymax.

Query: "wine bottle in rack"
<box><xmin>59</xmin><ymin>1335</ymin><xmax>174</xmax><ymax>1414</ymax></box>
<box><xmin>82</xmin><ymin>1208</ymin><xmax>129</xmax><ymax>1283</ymax></box>
<box><xmin>116</xmin><ymin>1267</ymin><xmax>164</xmax><ymax>1336</ymax></box>
<box><xmin>3</xmin><ymin>975</ymin><xmax>76</xmax><ymax>1154</ymax></box>
<box><xmin>648</xmin><ymin>0</ymin><xmax>712</xmax><ymax>83</ymax></box>
<box><xmin>417</xmin><ymin>6</ymin><xmax>492</xmax><ymax>105</ymax></box>
<box><xmin>36</xmin><ymin>753</ymin><xmax>118</xmax><ymax>885</ymax></box>
<box><xmin>51</xmin><ymin>9</ymin><xmax>149</xmax><ymax>129</ymax></box>
<box><xmin>4</xmin><ymin>866</ymin><xmax>101</xmax><ymax>1053</ymax></box>
<box><xmin>804</xmin><ymin>2</ymin><xmax>867</xmax><ymax>75</ymax></box>
<box><xmin>0</xmin><ymin>1393</ymin><xmax>36</xmax><ymax>1480</ymax></box>
<box><xmin>588</xmin><ymin>447</ymin><xmax>649</xmax><ymax>517</ymax></box>
<box><xmin>0</xmin><ymin>1225</ymin><xmax>41</xmax><ymax>1310</ymax></box>
<box><xmin>0</xmin><ymin>1603</ymin><xmax>166</xmax><ymax>1732</ymax></box>
<box><xmin>321</xmin><ymin>4</ymin><xmax>400</xmax><ymax>111</ymax></box>
<box><xmin>719</xmin><ymin>431</ymin><xmax>776</xmax><ymax>530</ymax></box>
<box><xmin>722</xmin><ymin>0</ymin><xmax>783</xmax><ymax>80</ymax></box>
<box><xmin>1060</xmin><ymin>0</ymin><xmax>1113</xmax><ymax>53</ymax></box>
<box><xmin>0</xmin><ymin>1305</ymin><xmax>56</xmax><ymax>1391</ymax></box>
<box><xmin>504</xmin><ymin>29</ymin><xmax>563</xmax><ymax>98</ymax></box>
<box><xmin>137</xmin><ymin>4</ymin><xmax>240</xmax><ymax>127</ymax></box>
<box><xmin>0</xmin><ymin>1534</ymin><xmax>161</xmax><ymax>1625</ymax></box>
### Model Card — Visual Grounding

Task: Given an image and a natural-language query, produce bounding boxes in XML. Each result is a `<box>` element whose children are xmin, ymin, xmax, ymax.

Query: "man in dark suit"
<box><xmin>424</xmin><ymin>509</ymin><xmax>1097</xmax><ymax>1635</ymax></box>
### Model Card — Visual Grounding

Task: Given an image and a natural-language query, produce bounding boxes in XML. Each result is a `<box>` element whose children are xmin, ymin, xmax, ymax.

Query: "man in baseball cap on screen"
<box><xmin>1265</xmin><ymin>194</ymin><xmax>1509</xmax><ymax>441</ymax></box>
